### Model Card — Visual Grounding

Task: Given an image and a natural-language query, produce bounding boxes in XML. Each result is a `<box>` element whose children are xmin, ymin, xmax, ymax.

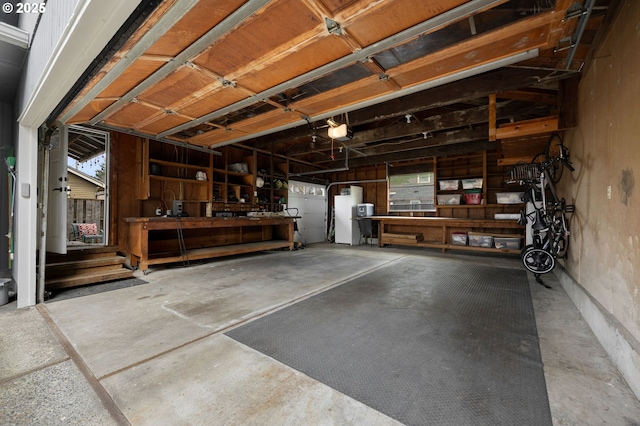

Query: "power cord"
<box><xmin>175</xmin><ymin>216</ymin><xmax>189</xmax><ymax>267</ymax></box>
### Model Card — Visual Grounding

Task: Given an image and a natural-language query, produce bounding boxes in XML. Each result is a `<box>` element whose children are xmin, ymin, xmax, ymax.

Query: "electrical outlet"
<box><xmin>607</xmin><ymin>185</ymin><xmax>612</xmax><ymax>199</ymax></box>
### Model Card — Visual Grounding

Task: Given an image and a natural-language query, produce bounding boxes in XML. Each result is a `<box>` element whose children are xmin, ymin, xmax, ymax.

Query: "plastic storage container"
<box><xmin>494</xmin><ymin>237</ymin><xmax>521</xmax><ymax>249</ymax></box>
<box><xmin>461</xmin><ymin>178</ymin><xmax>483</xmax><ymax>189</ymax></box>
<box><xmin>439</xmin><ymin>179</ymin><xmax>459</xmax><ymax>190</ymax></box>
<box><xmin>451</xmin><ymin>232</ymin><xmax>468</xmax><ymax>246</ymax></box>
<box><xmin>437</xmin><ymin>194</ymin><xmax>462</xmax><ymax>205</ymax></box>
<box><xmin>494</xmin><ymin>213</ymin><xmax>520</xmax><ymax>220</ymax></box>
<box><xmin>468</xmin><ymin>232</ymin><xmax>494</xmax><ymax>248</ymax></box>
<box><xmin>357</xmin><ymin>203</ymin><xmax>374</xmax><ymax>217</ymax></box>
<box><xmin>464</xmin><ymin>191</ymin><xmax>482</xmax><ymax>205</ymax></box>
<box><xmin>496</xmin><ymin>192</ymin><xmax>524</xmax><ymax>204</ymax></box>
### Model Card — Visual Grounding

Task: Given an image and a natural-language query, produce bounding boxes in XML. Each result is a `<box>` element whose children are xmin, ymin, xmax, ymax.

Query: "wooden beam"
<box><xmin>497</xmin><ymin>89</ymin><xmax>557</xmax><ymax>105</ymax></box>
<box><xmin>331</xmin><ymin>140</ymin><xmax>498</xmax><ymax>168</ymax></box>
<box><xmin>558</xmin><ymin>76</ymin><xmax>579</xmax><ymax>129</ymax></box>
<box><xmin>345</xmin><ymin>68</ymin><xmax>552</xmax><ymax>126</ymax></box>
<box><xmin>496</xmin><ymin>115</ymin><xmax>558</xmax><ymax>139</ymax></box>
<box><xmin>498</xmin><ymin>156</ymin><xmax>537</xmax><ymax>166</ymax></box>
<box><xmin>488</xmin><ymin>94</ymin><xmax>497</xmax><ymax>141</ymax></box>
<box><xmin>249</xmin><ymin>67</ymin><xmax>552</xmax><ymax>150</ymax></box>
<box><xmin>285</xmin><ymin>101</ymin><xmax>550</xmax><ymax>157</ymax></box>
<box><xmin>315</xmin><ymin>126</ymin><xmax>488</xmax><ymax>163</ymax></box>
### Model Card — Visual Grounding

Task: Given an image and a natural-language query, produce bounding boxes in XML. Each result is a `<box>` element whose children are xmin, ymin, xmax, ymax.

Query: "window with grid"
<box><xmin>388</xmin><ymin>164</ymin><xmax>435</xmax><ymax>212</ymax></box>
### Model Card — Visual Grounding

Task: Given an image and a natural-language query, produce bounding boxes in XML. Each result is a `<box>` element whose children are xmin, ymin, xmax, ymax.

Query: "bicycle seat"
<box><xmin>532</xmin><ymin>210</ymin><xmax>547</xmax><ymax>231</ymax></box>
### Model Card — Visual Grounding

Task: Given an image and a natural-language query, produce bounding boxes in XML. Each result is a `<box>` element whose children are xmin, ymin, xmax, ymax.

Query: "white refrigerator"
<box><xmin>334</xmin><ymin>186</ymin><xmax>363</xmax><ymax>245</ymax></box>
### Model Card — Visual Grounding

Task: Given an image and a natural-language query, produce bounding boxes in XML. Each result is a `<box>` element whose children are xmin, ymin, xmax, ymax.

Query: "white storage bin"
<box><xmin>437</xmin><ymin>194</ymin><xmax>462</xmax><ymax>205</ymax></box>
<box><xmin>468</xmin><ymin>232</ymin><xmax>493</xmax><ymax>248</ymax></box>
<box><xmin>496</xmin><ymin>192</ymin><xmax>524</xmax><ymax>204</ymax></box>
<box><xmin>494</xmin><ymin>237</ymin><xmax>521</xmax><ymax>250</ymax></box>
<box><xmin>451</xmin><ymin>232</ymin><xmax>468</xmax><ymax>246</ymax></box>
<box><xmin>439</xmin><ymin>179</ymin><xmax>459</xmax><ymax>190</ymax></box>
<box><xmin>461</xmin><ymin>178</ymin><xmax>483</xmax><ymax>189</ymax></box>
<box><xmin>494</xmin><ymin>213</ymin><xmax>520</xmax><ymax>220</ymax></box>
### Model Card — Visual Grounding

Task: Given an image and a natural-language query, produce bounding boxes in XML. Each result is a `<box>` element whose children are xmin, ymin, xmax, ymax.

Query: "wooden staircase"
<box><xmin>44</xmin><ymin>246</ymin><xmax>134</xmax><ymax>290</ymax></box>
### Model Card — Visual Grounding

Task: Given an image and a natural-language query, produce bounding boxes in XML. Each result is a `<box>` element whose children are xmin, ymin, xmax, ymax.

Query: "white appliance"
<box><xmin>334</xmin><ymin>185</ymin><xmax>363</xmax><ymax>245</ymax></box>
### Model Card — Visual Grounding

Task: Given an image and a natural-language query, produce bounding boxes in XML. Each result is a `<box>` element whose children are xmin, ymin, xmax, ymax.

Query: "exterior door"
<box><xmin>287</xmin><ymin>181</ymin><xmax>327</xmax><ymax>244</ymax></box>
<box><xmin>46</xmin><ymin>126</ymin><xmax>69</xmax><ymax>253</ymax></box>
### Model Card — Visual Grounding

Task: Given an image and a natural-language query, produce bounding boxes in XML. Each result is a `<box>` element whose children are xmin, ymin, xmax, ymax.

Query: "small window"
<box><xmin>388</xmin><ymin>172</ymin><xmax>435</xmax><ymax>212</ymax></box>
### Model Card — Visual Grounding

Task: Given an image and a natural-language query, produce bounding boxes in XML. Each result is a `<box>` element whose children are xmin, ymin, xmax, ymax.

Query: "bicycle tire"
<box><xmin>545</xmin><ymin>134</ymin><xmax>565</xmax><ymax>183</ymax></box>
<box><xmin>521</xmin><ymin>244</ymin><xmax>535</xmax><ymax>258</ymax></box>
<box><xmin>522</xmin><ymin>248</ymin><xmax>555</xmax><ymax>274</ymax></box>
<box><xmin>531</xmin><ymin>152</ymin><xmax>546</xmax><ymax>164</ymax></box>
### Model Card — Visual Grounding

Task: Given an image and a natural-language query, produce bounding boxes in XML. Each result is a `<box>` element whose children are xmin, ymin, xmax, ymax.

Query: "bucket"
<box><xmin>0</xmin><ymin>278</ymin><xmax>10</xmax><ymax>306</ymax></box>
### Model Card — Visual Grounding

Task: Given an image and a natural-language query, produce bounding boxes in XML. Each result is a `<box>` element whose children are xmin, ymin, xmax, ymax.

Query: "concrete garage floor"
<box><xmin>1</xmin><ymin>244</ymin><xmax>639</xmax><ymax>425</ymax></box>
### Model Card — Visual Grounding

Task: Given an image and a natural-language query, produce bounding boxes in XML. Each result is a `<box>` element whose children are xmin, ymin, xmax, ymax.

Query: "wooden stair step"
<box><xmin>45</xmin><ymin>268</ymin><xmax>135</xmax><ymax>290</ymax></box>
<box><xmin>45</xmin><ymin>256</ymin><xmax>126</xmax><ymax>276</ymax></box>
<box><xmin>45</xmin><ymin>246</ymin><xmax>121</xmax><ymax>263</ymax></box>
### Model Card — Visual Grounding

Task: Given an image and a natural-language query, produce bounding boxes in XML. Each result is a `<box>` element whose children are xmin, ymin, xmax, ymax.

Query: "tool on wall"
<box><xmin>2</xmin><ymin>149</ymin><xmax>16</xmax><ymax>268</ymax></box>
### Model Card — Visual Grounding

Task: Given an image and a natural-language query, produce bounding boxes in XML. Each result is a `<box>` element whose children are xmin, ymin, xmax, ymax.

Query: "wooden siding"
<box><xmin>68</xmin><ymin>173</ymin><xmax>101</xmax><ymax>199</ymax></box>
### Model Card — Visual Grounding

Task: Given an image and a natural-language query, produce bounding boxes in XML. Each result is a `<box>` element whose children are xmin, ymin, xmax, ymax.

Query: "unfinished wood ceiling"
<box><xmin>56</xmin><ymin>0</ymin><xmax>614</xmax><ymax>167</ymax></box>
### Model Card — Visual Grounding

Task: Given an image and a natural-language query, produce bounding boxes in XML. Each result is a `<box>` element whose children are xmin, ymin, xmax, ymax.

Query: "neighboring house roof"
<box><xmin>67</xmin><ymin>167</ymin><xmax>105</xmax><ymax>188</ymax></box>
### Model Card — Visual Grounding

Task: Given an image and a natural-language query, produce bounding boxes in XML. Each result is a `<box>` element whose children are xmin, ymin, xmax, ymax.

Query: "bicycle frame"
<box><xmin>506</xmin><ymin>139</ymin><xmax>574</xmax><ymax>278</ymax></box>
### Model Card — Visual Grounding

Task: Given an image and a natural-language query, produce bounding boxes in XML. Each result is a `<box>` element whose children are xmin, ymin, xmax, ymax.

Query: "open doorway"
<box><xmin>66</xmin><ymin>125</ymin><xmax>110</xmax><ymax>248</ymax></box>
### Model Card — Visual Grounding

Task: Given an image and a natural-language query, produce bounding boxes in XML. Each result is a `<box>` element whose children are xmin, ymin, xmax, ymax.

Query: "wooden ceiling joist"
<box><xmin>54</xmin><ymin>0</ymin><xmax>612</xmax><ymax>164</ymax></box>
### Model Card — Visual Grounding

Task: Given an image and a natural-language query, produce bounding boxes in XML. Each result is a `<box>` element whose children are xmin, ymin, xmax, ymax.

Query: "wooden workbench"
<box><xmin>370</xmin><ymin>216</ymin><xmax>524</xmax><ymax>255</ymax></box>
<box><xmin>124</xmin><ymin>216</ymin><xmax>295</xmax><ymax>273</ymax></box>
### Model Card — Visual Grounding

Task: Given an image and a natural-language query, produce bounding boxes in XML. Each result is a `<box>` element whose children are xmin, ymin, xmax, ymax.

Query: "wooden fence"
<box><xmin>67</xmin><ymin>199</ymin><xmax>104</xmax><ymax>240</ymax></box>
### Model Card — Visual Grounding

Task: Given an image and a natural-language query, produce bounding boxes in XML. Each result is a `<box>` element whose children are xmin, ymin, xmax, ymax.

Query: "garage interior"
<box><xmin>2</xmin><ymin>0</ymin><xmax>640</xmax><ymax>424</ymax></box>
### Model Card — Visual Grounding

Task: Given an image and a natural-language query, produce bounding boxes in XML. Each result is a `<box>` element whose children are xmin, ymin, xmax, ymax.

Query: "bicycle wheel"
<box><xmin>545</xmin><ymin>134</ymin><xmax>565</xmax><ymax>183</ymax></box>
<box><xmin>521</xmin><ymin>244</ymin><xmax>535</xmax><ymax>258</ymax></box>
<box><xmin>522</xmin><ymin>248</ymin><xmax>555</xmax><ymax>274</ymax></box>
<box><xmin>531</xmin><ymin>152</ymin><xmax>546</xmax><ymax>164</ymax></box>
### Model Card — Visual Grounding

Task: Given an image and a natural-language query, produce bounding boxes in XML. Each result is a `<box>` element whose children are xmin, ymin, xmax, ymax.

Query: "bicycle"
<box><xmin>505</xmin><ymin>134</ymin><xmax>575</xmax><ymax>285</ymax></box>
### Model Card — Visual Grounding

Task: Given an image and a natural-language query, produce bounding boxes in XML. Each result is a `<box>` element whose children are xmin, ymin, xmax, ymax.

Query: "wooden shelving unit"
<box><xmin>380</xmin><ymin>151</ymin><xmax>526</xmax><ymax>254</ymax></box>
<box><xmin>256</xmin><ymin>151</ymin><xmax>289</xmax><ymax>213</ymax></box>
<box><xmin>137</xmin><ymin>139</ymin><xmax>213</xmax><ymax>215</ymax></box>
<box><xmin>136</xmin><ymin>139</ymin><xmax>295</xmax><ymax>217</ymax></box>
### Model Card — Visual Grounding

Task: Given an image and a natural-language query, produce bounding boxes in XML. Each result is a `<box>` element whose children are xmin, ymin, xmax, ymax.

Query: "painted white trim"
<box><xmin>15</xmin><ymin>0</ymin><xmax>141</xmax><ymax>306</ymax></box>
<box><xmin>18</xmin><ymin>0</ymin><xmax>142</xmax><ymax>127</ymax></box>
<box><xmin>555</xmin><ymin>267</ymin><xmax>640</xmax><ymax>399</ymax></box>
<box><xmin>15</xmin><ymin>125</ymin><xmax>38</xmax><ymax>308</ymax></box>
<box><xmin>0</xmin><ymin>22</ymin><xmax>30</xmax><ymax>48</ymax></box>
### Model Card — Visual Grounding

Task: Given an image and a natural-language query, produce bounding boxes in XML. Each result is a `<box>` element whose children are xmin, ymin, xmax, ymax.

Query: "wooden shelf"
<box><xmin>149</xmin><ymin>175</ymin><xmax>208</xmax><ymax>184</ymax></box>
<box><xmin>374</xmin><ymin>215</ymin><xmax>524</xmax><ymax>256</ymax></box>
<box><xmin>150</xmin><ymin>158</ymin><xmax>208</xmax><ymax>170</ymax></box>
<box><xmin>437</xmin><ymin>203</ymin><xmax>522</xmax><ymax>208</ymax></box>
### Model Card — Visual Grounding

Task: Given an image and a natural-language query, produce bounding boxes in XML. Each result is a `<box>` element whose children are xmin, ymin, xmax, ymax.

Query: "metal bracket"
<box><xmin>325</xmin><ymin>18</ymin><xmax>342</xmax><ymax>35</ymax></box>
<box><xmin>218</xmin><ymin>78</ymin><xmax>236</xmax><ymax>88</ymax></box>
<box><xmin>563</xmin><ymin>0</ymin><xmax>596</xmax><ymax>70</ymax></box>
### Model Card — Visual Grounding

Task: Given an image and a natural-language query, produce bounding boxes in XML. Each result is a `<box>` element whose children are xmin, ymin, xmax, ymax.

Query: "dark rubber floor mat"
<box><xmin>226</xmin><ymin>256</ymin><xmax>551</xmax><ymax>425</ymax></box>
